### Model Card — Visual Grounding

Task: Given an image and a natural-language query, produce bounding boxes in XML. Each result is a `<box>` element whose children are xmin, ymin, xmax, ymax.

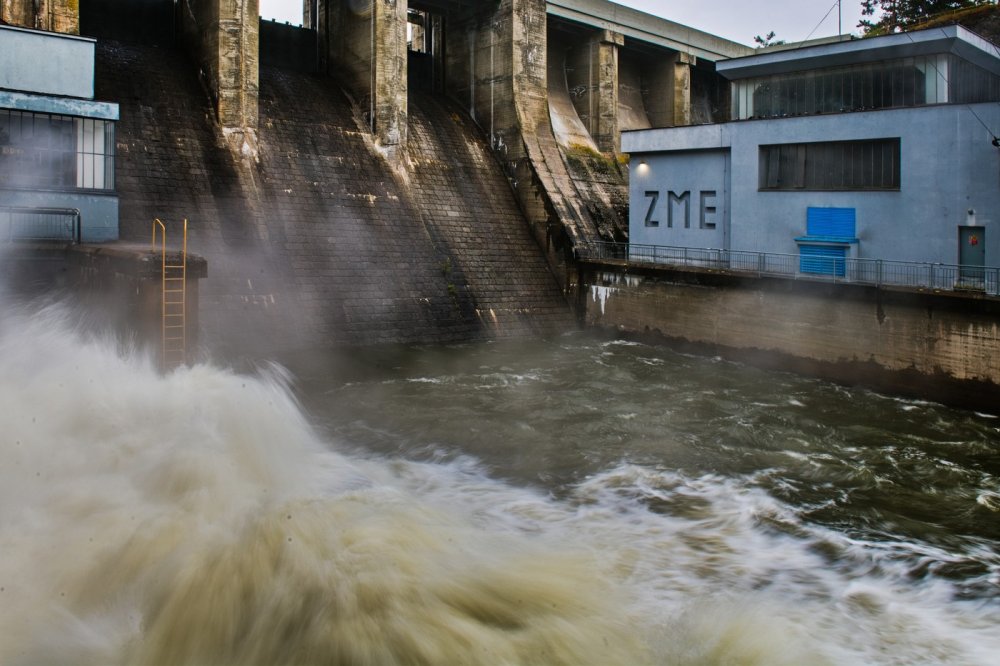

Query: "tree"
<box><xmin>860</xmin><ymin>0</ymin><xmax>994</xmax><ymax>34</ymax></box>
<box><xmin>753</xmin><ymin>31</ymin><xmax>786</xmax><ymax>47</ymax></box>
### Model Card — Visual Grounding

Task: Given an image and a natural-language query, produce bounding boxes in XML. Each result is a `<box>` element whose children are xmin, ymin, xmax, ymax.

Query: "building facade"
<box><xmin>1</xmin><ymin>23</ymin><xmax>119</xmax><ymax>243</ymax></box>
<box><xmin>623</xmin><ymin>26</ymin><xmax>1000</xmax><ymax>283</ymax></box>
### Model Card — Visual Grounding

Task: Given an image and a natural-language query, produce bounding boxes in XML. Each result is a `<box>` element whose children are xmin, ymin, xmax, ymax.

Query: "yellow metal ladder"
<box><xmin>152</xmin><ymin>218</ymin><xmax>188</xmax><ymax>369</ymax></box>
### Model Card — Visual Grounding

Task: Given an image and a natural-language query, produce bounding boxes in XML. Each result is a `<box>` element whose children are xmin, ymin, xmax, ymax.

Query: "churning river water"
<box><xmin>1</xmin><ymin>298</ymin><xmax>998</xmax><ymax>665</ymax></box>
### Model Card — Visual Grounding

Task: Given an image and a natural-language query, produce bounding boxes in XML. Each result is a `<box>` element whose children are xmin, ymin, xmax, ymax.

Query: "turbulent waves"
<box><xmin>0</xmin><ymin>304</ymin><xmax>640</xmax><ymax>665</ymax></box>
<box><xmin>1</xmin><ymin>301</ymin><xmax>998</xmax><ymax>665</ymax></box>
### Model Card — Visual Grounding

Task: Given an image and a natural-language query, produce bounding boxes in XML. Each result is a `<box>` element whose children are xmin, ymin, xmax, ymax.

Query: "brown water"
<box><xmin>1</xmin><ymin>300</ymin><xmax>998</xmax><ymax>665</ymax></box>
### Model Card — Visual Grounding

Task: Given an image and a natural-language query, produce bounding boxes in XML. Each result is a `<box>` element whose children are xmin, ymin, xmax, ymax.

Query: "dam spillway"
<box><xmin>96</xmin><ymin>37</ymin><xmax>574</xmax><ymax>354</ymax></box>
<box><xmin>6</xmin><ymin>0</ymin><xmax>751</xmax><ymax>357</ymax></box>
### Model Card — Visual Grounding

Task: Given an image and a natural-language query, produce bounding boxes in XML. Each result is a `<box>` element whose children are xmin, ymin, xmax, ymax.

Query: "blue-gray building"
<box><xmin>623</xmin><ymin>26</ymin><xmax>1000</xmax><ymax>284</ymax></box>
<box><xmin>1</xmin><ymin>23</ymin><xmax>119</xmax><ymax>243</ymax></box>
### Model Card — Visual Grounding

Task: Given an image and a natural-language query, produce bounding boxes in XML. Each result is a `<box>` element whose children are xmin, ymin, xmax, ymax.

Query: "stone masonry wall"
<box><xmin>406</xmin><ymin>91</ymin><xmax>573</xmax><ymax>333</ymax></box>
<box><xmin>96</xmin><ymin>39</ymin><xmax>572</xmax><ymax>357</ymax></box>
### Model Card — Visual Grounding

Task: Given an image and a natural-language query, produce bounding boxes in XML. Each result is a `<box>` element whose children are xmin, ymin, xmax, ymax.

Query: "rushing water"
<box><xmin>1</xmin><ymin>297</ymin><xmax>998</xmax><ymax>665</ymax></box>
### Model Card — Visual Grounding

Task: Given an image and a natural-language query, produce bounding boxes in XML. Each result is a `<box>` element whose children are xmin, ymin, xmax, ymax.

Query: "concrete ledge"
<box><xmin>66</xmin><ymin>243</ymin><xmax>208</xmax><ymax>280</ymax></box>
<box><xmin>717</xmin><ymin>25</ymin><xmax>1000</xmax><ymax>79</ymax></box>
<box><xmin>580</xmin><ymin>262</ymin><xmax>1000</xmax><ymax>411</ymax></box>
<box><xmin>0</xmin><ymin>91</ymin><xmax>119</xmax><ymax>121</ymax></box>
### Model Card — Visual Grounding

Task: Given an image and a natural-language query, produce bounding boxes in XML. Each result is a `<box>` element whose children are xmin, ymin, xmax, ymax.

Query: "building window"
<box><xmin>759</xmin><ymin>138</ymin><xmax>900</xmax><ymax>191</ymax></box>
<box><xmin>0</xmin><ymin>110</ymin><xmax>115</xmax><ymax>192</ymax></box>
<box><xmin>732</xmin><ymin>54</ymin><xmax>1000</xmax><ymax>120</ymax></box>
<box><xmin>949</xmin><ymin>56</ymin><xmax>1000</xmax><ymax>104</ymax></box>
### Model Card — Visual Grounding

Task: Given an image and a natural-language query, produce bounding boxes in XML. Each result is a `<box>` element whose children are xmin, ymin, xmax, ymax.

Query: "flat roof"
<box><xmin>546</xmin><ymin>0</ymin><xmax>753</xmax><ymax>61</ymax></box>
<box><xmin>717</xmin><ymin>25</ymin><xmax>1000</xmax><ymax>79</ymax></box>
<box><xmin>620</xmin><ymin>101</ymin><xmax>998</xmax><ymax>154</ymax></box>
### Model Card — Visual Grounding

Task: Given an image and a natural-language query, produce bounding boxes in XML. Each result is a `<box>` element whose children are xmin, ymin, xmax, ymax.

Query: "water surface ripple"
<box><xmin>2</xmin><ymin>301</ymin><xmax>997</xmax><ymax>665</ymax></box>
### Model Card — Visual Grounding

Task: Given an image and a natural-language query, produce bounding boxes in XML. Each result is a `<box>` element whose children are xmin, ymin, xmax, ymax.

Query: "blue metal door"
<box><xmin>800</xmin><ymin>244</ymin><xmax>847</xmax><ymax>277</ymax></box>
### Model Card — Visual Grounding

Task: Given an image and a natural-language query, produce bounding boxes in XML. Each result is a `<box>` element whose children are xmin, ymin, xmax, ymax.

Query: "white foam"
<box><xmin>1</xmin><ymin>300</ymin><xmax>998</xmax><ymax>665</ymax></box>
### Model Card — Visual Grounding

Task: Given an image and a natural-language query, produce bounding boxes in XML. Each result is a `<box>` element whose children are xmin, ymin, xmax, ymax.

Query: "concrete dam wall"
<box><xmin>7</xmin><ymin>0</ymin><xmax>750</xmax><ymax>357</ymax></box>
<box><xmin>97</xmin><ymin>39</ymin><xmax>573</xmax><ymax>355</ymax></box>
<box><xmin>8</xmin><ymin>2</ymin><xmax>1000</xmax><ymax>404</ymax></box>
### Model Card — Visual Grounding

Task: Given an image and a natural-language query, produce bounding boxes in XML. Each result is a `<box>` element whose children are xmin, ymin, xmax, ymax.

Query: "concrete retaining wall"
<box><xmin>581</xmin><ymin>264</ymin><xmax>1000</xmax><ymax>409</ymax></box>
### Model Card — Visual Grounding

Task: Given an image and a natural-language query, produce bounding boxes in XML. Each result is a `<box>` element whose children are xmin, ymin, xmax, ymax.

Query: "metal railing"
<box><xmin>575</xmin><ymin>241</ymin><xmax>1000</xmax><ymax>296</ymax></box>
<box><xmin>0</xmin><ymin>207</ymin><xmax>81</xmax><ymax>244</ymax></box>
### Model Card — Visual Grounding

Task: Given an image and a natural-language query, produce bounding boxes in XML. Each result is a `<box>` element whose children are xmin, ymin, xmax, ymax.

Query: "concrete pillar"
<box><xmin>429</xmin><ymin>13</ymin><xmax>443</xmax><ymax>93</ymax></box>
<box><xmin>566</xmin><ymin>29</ymin><xmax>621</xmax><ymax>153</ymax></box>
<box><xmin>672</xmin><ymin>51</ymin><xmax>694</xmax><ymax>127</ymax></box>
<box><xmin>323</xmin><ymin>0</ymin><xmax>407</xmax><ymax>154</ymax></box>
<box><xmin>509</xmin><ymin>0</ymin><xmax>550</xmax><ymax>139</ymax></box>
<box><xmin>315</xmin><ymin>0</ymin><xmax>328</xmax><ymax>71</ymax></box>
<box><xmin>303</xmin><ymin>0</ymin><xmax>316</xmax><ymax>28</ymax></box>
<box><xmin>372</xmin><ymin>0</ymin><xmax>407</xmax><ymax>150</ymax></box>
<box><xmin>645</xmin><ymin>51</ymin><xmax>695</xmax><ymax>128</ymax></box>
<box><xmin>180</xmin><ymin>0</ymin><xmax>259</xmax><ymax>156</ymax></box>
<box><xmin>0</xmin><ymin>0</ymin><xmax>31</xmax><ymax>27</ymax></box>
<box><xmin>1</xmin><ymin>0</ymin><xmax>79</xmax><ymax>34</ymax></box>
<box><xmin>589</xmin><ymin>30</ymin><xmax>622</xmax><ymax>153</ymax></box>
<box><xmin>216</xmin><ymin>0</ymin><xmax>260</xmax><ymax>150</ymax></box>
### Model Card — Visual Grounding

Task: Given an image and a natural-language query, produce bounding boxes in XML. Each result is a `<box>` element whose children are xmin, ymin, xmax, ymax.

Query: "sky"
<box><xmin>258</xmin><ymin>0</ymin><xmax>871</xmax><ymax>46</ymax></box>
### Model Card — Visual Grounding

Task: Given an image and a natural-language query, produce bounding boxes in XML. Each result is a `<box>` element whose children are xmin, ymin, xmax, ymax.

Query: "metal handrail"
<box><xmin>0</xmin><ymin>206</ymin><xmax>82</xmax><ymax>244</ymax></box>
<box><xmin>575</xmin><ymin>241</ymin><xmax>1000</xmax><ymax>296</ymax></box>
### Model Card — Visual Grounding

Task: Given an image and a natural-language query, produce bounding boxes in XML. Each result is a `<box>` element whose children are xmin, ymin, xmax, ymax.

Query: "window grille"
<box><xmin>759</xmin><ymin>138</ymin><xmax>900</xmax><ymax>191</ymax></box>
<box><xmin>732</xmin><ymin>55</ymin><xmax>1000</xmax><ymax>120</ymax></box>
<box><xmin>0</xmin><ymin>110</ymin><xmax>115</xmax><ymax>192</ymax></box>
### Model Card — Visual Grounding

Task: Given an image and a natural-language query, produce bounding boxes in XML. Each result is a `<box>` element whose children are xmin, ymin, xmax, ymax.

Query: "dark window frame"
<box><xmin>0</xmin><ymin>109</ymin><xmax>116</xmax><ymax>193</ymax></box>
<box><xmin>758</xmin><ymin>138</ymin><xmax>901</xmax><ymax>192</ymax></box>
